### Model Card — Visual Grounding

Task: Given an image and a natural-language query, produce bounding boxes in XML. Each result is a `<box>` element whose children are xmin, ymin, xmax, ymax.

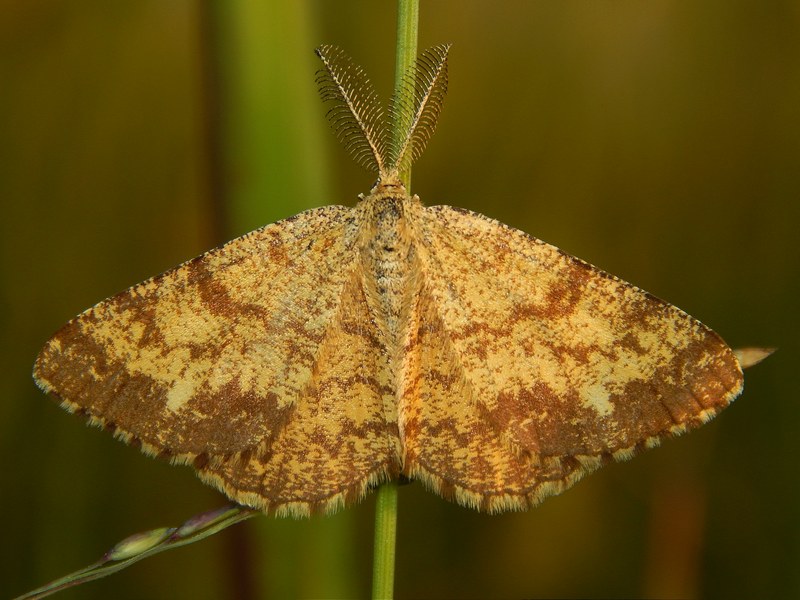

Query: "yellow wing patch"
<box><xmin>36</xmin><ymin>207</ymin><xmax>364</xmax><ymax>451</ymax></box>
<box><xmin>415</xmin><ymin>206</ymin><xmax>742</xmax><ymax>463</ymax></box>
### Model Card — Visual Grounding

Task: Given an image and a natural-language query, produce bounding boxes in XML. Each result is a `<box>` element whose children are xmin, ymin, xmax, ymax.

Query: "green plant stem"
<box><xmin>372</xmin><ymin>482</ymin><xmax>399</xmax><ymax>600</ymax></box>
<box><xmin>393</xmin><ymin>0</ymin><xmax>419</xmax><ymax>190</ymax></box>
<box><xmin>371</xmin><ymin>3</ymin><xmax>419</xmax><ymax>599</ymax></box>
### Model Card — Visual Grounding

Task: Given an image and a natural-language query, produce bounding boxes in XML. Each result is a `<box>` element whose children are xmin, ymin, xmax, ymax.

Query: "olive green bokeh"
<box><xmin>2</xmin><ymin>2</ymin><xmax>796</xmax><ymax>599</ymax></box>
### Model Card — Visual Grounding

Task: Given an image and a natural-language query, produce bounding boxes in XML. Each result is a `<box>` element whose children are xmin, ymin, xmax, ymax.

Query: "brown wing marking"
<box><xmin>33</xmin><ymin>206</ymin><xmax>359</xmax><ymax>464</ymax></box>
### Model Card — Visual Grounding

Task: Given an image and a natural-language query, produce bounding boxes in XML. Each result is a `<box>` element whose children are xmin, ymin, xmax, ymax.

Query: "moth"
<box><xmin>34</xmin><ymin>45</ymin><xmax>753</xmax><ymax>517</ymax></box>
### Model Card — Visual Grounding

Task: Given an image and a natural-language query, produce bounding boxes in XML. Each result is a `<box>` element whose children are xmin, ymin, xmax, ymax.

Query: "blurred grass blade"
<box><xmin>15</xmin><ymin>504</ymin><xmax>256</xmax><ymax>600</ymax></box>
<box><xmin>203</xmin><ymin>3</ymin><xmax>358</xmax><ymax>599</ymax></box>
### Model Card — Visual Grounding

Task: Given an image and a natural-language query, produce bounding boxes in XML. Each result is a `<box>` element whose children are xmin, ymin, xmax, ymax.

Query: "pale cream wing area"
<box><xmin>34</xmin><ymin>205</ymin><xmax>361</xmax><ymax>459</ymax></box>
<box><xmin>413</xmin><ymin>205</ymin><xmax>743</xmax><ymax>462</ymax></box>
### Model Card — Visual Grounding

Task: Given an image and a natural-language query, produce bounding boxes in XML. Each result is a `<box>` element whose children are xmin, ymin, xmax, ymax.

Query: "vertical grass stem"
<box><xmin>371</xmin><ymin>2</ymin><xmax>419</xmax><ymax>598</ymax></box>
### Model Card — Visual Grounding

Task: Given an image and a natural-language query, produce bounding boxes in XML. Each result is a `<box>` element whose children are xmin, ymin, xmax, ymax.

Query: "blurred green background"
<box><xmin>2</xmin><ymin>2</ymin><xmax>797</xmax><ymax>599</ymax></box>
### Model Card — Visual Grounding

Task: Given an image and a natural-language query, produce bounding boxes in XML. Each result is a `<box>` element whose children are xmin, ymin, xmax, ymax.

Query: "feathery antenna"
<box><xmin>387</xmin><ymin>44</ymin><xmax>450</xmax><ymax>175</ymax></box>
<box><xmin>315</xmin><ymin>45</ymin><xmax>388</xmax><ymax>174</ymax></box>
<box><xmin>315</xmin><ymin>45</ymin><xmax>450</xmax><ymax>182</ymax></box>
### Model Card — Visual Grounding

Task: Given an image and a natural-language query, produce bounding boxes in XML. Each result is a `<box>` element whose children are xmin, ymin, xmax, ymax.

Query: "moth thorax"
<box><xmin>362</xmin><ymin>194</ymin><xmax>417</xmax><ymax>349</ymax></box>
